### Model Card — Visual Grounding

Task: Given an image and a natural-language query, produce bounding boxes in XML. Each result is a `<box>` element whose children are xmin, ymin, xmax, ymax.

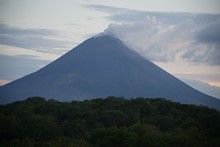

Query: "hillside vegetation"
<box><xmin>0</xmin><ymin>96</ymin><xmax>220</xmax><ymax>146</ymax></box>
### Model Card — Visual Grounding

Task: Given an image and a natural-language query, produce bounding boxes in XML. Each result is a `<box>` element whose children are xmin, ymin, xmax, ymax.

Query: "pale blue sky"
<box><xmin>0</xmin><ymin>0</ymin><xmax>220</xmax><ymax>89</ymax></box>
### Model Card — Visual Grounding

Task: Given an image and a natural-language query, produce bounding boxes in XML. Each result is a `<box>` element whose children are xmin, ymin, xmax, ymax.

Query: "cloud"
<box><xmin>106</xmin><ymin>17</ymin><xmax>196</xmax><ymax>62</ymax></box>
<box><xmin>0</xmin><ymin>23</ymin><xmax>72</xmax><ymax>54</ymax></box>
<box><xmin>182</xmin><ymin>19</ymin><xmax>220</xmax><ymax>65</ymax></box>
<box><xmin>196</xmin><ymin>20</ymin><xmax>220</xmax><ymax>43</ymax></box>
<box><xmin>181</xmin><ymin>43</ymin><xmax>220</xmax><ymax>65</ymax></box>
<box><xmin>85</xmin><ymin>4</ymin><xmax>219</xmax><ymax>24</ymax></box>
<box><xmin>108</xmin><ymin>16</ymin><xmax>220</xmax><ymax>65</ymax></box>
<box><xmin>85</xmin><ymin>4</ymin><xmax>121</xmax><ymax>14</ymax></box>
<box><xmin>86</xmin><ymin>4</ymin><xmax>220</xmax><ymax>65</ymax></box>
<box><xmin>0</xmin><ymin>23</ymin><xmax>57</xmax><ymax>36</ymax></box>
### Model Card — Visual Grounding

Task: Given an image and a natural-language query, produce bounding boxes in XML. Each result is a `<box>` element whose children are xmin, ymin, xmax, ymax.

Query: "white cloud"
<box><xmin>105</xmin><ymin>14</ymin><xmax>220</xmax><ymax>66</ymax></box>
<box><xmin>86</xmin><ymin>4</ymin><xmax>220</xmax><ymax>65</ymax></box>
<box><xmin>106</xmin><ymin>16</ymin><xmax>196</xmax><ymax>63</ymax></box>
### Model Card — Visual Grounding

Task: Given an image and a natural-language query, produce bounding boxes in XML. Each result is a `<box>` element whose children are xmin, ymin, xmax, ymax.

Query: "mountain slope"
<box><xmin>180</xmin><ymin>78</ymin><xmax>220</xmax><ymax>99</ymax></box>
<box><xmin>0</xmin><ymin>33</ymin><xmax>220</xmax><ymax>110</ymax></box>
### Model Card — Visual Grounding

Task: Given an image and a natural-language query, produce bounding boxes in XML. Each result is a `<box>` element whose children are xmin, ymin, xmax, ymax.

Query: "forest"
<box><xmin>0</xmin><ymin>96</ymin><xmax>220</xmax><ymax>147</ymax></box>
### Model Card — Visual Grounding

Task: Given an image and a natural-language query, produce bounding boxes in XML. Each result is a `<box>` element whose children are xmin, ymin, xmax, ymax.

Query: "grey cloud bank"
<box><xmin>0</xmin><ymin>23</ymin><xmax>57</xmax><ymax>36</ymax></box>
<box><xmin>87</xmin><ymin>4</ymin><xmax>220</xmax><ymax>65</ymax></box>
<box><xmin>0</xmin><ymin>23</ymin><xmax>72</xmax><ymax>54</ymax></box>
<box><xmin>86</xmin><ymin>4</ymin><xmax>220</xmax><ymax>24</ymax></box>
<box><xmin>196</xmin><ymin>20</ymin><xmax>220</xmax><ymax>43</ymax></box>
<box><xmin>0</xmin><ymin>23</ymin><xmax>73</xmax><ymax>82</ymax></box>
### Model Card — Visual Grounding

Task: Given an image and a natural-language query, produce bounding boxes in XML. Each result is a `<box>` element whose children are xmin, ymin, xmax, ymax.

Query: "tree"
<box><xmin>102</xmin><ymin>110</ymin><xmax>127</xmax><ymax>128</ymax></box>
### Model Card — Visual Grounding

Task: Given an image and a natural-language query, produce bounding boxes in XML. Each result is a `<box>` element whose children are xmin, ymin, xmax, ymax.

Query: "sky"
<box><xmin>0</xmin><ymin>0</ymin><xmax>220</xmax><ymax>97</ymax></box>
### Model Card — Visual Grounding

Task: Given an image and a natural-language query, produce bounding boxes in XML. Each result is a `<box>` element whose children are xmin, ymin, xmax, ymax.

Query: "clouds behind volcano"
<box><xmin>102</xmin><ymin>13</ymin><xmax>220</xmax><ymax>65</ymax></box>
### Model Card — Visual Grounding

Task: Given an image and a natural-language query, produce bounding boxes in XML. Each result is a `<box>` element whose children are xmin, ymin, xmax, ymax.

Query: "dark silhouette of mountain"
<box><xmin>0</xmin><ymin>33</ymin><xmax>220</xmax><ymax>110</ymax></box>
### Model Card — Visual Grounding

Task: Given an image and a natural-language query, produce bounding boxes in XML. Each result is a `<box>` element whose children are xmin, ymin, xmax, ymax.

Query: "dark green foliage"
<box><xmin>0</xmin><ymin>96</ymin><xmax>220</xmax><ymax>146</ymax></box>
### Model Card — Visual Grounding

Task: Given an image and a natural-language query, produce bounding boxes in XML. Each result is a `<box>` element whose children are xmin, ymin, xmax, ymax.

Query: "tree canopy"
<box><xmin>0</xmin><ymin>96</ymin><xmax>220</xmax><ymax>146</ymax></box>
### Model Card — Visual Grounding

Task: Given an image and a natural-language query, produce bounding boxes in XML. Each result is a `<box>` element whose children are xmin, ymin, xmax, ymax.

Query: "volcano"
<box><xmin>0</xmin><ymin>33</ymin><xmax>220</xmax><ymax>110</ymax></box>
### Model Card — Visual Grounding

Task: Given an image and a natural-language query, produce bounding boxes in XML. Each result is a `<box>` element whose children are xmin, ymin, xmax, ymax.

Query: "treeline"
<box><xmin>0</xmin><ymin>96</ymin><xmax>220</xmax><ymax>147</ymax></box>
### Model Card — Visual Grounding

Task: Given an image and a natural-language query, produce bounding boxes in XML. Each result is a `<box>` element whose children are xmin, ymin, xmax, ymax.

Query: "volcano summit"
<box><xmin>0</xmin><ymin>33</ymin><xmax>220</xmax><ymax>110</ymax></box>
